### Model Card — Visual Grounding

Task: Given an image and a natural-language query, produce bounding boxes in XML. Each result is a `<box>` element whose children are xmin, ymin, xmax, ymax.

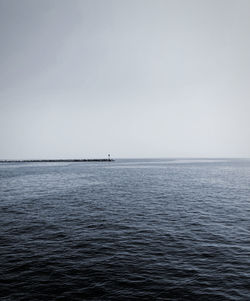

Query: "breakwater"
<box><xmin>0</xmin><ymin>159</ymin><xmax>114</xmax><ymax>163</ymax></box>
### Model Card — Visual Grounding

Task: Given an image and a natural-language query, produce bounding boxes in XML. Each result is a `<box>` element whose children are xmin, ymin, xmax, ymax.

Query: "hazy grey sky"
<box><xmin>1</xmin><ymin>0</ymin><xmax>250</xmax><ymax>159</ymax></box>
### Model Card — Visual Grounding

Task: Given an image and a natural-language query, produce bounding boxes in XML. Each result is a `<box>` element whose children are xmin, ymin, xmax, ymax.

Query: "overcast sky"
<box><xmin>0</xmin><ymin>0</ymin><xmax>250</xmax><ymax>159</ymax></box>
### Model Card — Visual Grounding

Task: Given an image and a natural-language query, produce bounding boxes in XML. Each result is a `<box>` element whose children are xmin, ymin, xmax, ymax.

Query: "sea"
<box><xmin>0</xmin><ymin>158</ymin><xmax>250</xmax><ymax>300</ymax></box>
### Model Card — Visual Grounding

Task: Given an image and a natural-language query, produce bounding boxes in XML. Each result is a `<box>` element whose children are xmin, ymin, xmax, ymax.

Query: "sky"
<box><xmin>0</xmin><ymin>0</ymin><xmax>250</xmax><ymax>159</ymax></box>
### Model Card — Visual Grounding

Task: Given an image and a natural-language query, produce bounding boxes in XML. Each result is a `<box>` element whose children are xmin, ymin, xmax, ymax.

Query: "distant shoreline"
<box><xmin>0</xmin><ymin>159</ymin><xmax>114</xmax><ymax>163</ymax></box>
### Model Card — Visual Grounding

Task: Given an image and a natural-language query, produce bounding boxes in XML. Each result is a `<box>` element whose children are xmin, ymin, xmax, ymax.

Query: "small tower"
<box><xmin>108</xmin><ymin>154</ymin><xmax>111</xmax><ymax>161</ymax></box>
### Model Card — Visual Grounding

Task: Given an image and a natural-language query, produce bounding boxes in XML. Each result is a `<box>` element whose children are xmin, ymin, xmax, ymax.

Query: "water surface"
<box><xmin>0</xmin><ymin>159</ymin><xmax>250</xmax><ymax>300</ymax></box>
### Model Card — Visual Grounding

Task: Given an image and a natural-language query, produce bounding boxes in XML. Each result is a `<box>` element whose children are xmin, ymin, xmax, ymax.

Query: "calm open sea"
<box><xmin>0</xmin><ymin>159</ymin><xmax>250</xmax><ymax>300</ymax></box>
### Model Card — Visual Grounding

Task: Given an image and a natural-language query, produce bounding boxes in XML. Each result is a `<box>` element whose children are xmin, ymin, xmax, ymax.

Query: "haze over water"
<box><xmin>1</xmin><ymin>159</ymin><xmax>250</xmax><ymax>300</ymax></box>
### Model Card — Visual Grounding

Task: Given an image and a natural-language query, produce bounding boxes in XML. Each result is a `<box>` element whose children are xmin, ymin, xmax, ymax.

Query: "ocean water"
<box><xmin>0</xmin><ymin>158</ymin><xmax>250</xmax><ymax>300</ymax></box>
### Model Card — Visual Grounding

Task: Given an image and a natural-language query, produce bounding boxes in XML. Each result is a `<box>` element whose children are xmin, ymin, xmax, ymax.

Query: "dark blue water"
<box><xmin>1</xmin><ymin>159</ymin><xmax>250</xmax><ymax>300</ymax></box>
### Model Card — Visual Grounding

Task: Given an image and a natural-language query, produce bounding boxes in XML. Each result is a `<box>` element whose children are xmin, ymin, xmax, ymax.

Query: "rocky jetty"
<box><xmin>0</xmin><ymin>159</ymin><xmax>114</xmax><ymax>163</ymax></box>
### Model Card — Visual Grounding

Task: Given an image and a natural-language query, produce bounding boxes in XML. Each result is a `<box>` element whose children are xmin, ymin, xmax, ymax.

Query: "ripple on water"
<box><xmin>0</xmin><ymin>159</ymin><xmax>250</xmax><ymax>300</ymax></box>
